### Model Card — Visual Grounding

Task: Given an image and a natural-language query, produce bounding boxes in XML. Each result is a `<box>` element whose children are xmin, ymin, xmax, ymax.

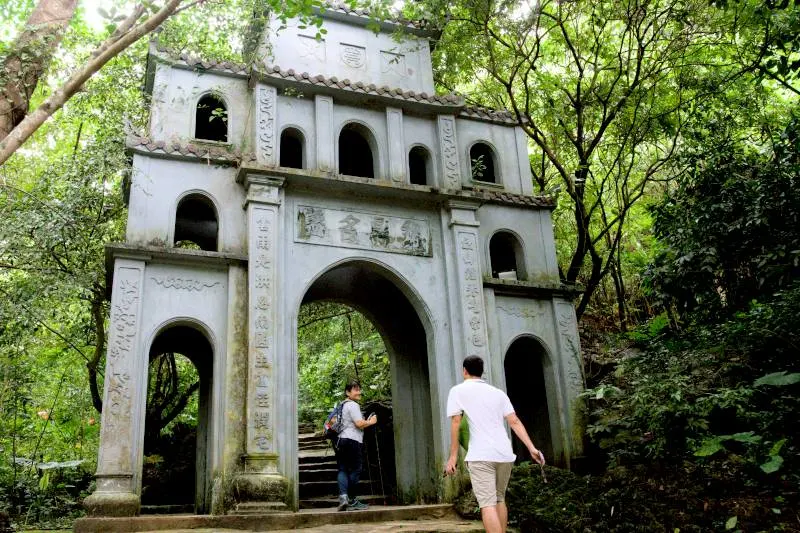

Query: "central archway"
<box><xmin>298</xmin><ymin>260</ymin><xmax>436</xmax><ymax>504</ymax></box>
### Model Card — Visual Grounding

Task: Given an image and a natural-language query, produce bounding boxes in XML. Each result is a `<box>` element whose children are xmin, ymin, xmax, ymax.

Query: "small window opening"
<box><xmin>195</xmin><ymin>95</ymin><xmax>228</xmax><ymax>142</ymax></box>
<box><xmin>490</xmin><ymin>231</ymin><xmax>525</xmax><ymax>280</ymax></box>
<box><xmin>339</xmin><ymin>124</ymin><xmax>375</xmax><ymax>179</ymax></box>
<box><xmin>470</xmin><ymin>142</ymin><xmax>496</xmax><ymax>183</ymax></box>
<box><xmin>174</xmin><ymin>194</ymin><xmax>219</xmax><ymax>251</ymax></box>
<box><xmin>408</xmin><ymin>146</ymin><xmax>430</xmax><ymax>185</ymax></box>
<box><xmin>280</xmin><ymin>128</ymin><xmax>304</xmax><ymax>169</ymax></box>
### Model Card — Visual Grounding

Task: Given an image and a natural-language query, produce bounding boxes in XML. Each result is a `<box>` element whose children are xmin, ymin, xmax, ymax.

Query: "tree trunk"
<box><xmin>0</xmin><ymin>0</ymin><xmax>186</xmax><ymax>166</ymax></box>
<box><xmin>0</xmin><ymin>0</ymin><xmax>79</xmax><ymax>140</ymax></box>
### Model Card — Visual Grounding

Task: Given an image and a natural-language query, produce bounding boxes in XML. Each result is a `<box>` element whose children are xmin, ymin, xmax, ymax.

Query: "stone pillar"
<box><xmin>553</xmin><ymin>298</ymin><xmax>586</xmax><ymax>461</ymax></box>
<box><xmin>315</xmin><ymin>95</ymin><xmax>335</xmax><ymax>172</ymax></box>
<box><xmin>445</xmin><ymin>201</ymin><xmax>491</xmax><ymax>379</ymax></box>
<box><xmin>255</xmin><ymin>84</ymin><xmax>278</xmax><ymax>166</ymax></box>
<box><xmin>84</xmin><ymin>259</ymin><xmax>146</xmax><ymax>516</ymax></box>
<box><xmin>437</xmin><ymin>115</ymin><xmax>461</xmax><ymax>190</ymax></box>
<box><xmin>386</xmin><ymin>107</ymin><xmax>405</xmax><ymax>182</ymax></box>
<box><xmin>233</xmin><ymin>174</ymin><xmax>289</xmax><ymax>512</ymax></box>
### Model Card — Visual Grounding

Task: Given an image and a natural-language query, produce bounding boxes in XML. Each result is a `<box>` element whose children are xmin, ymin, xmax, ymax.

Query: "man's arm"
<box><xmin>354</xmin><ymin>415</ymin><xmax>376</xmax><ymax>429</ymax></box>
<box><xmin>445</xmin><ymin>414</ymin><xmax>461</xmax><ymax>475</ymax></box>
<box><xmin>505</xmin><ymin>412</ymin><xmax>545</xmax><ymax>465</ymax></box>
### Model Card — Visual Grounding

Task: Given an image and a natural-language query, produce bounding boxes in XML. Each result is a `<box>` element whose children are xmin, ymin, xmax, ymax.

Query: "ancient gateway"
<box><xmin>83</xmin><ymin>6</ymin><xmax>585</xmax><ymax>517</ymax></box>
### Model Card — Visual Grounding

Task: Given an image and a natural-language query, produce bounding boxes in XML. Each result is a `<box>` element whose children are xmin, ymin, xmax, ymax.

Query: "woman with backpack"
<box><xmin>334</xmin><ymin>380</ymin><xmax>377</xmax><ymax>511</ymax></box>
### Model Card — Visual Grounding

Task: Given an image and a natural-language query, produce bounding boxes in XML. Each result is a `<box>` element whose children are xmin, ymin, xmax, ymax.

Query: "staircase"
<box><xmin>298</xmin><ymin>424</ymin><xmax>386</xmax><ymax>509</ymax></box>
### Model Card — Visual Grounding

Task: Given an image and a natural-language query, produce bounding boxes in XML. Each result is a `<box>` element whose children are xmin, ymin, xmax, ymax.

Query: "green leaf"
<box><xmin>753</xmin><ymin>371</ymin><xmax>800</xmax><ymax>387</ymax></box>
<box><xmin>725</xmin><ymin>516</ymin><xmax>737</xmax><ymax>530</ymax></box>
<box><xmin>694</xmin><ymin>438</ymin><xmax>724</xmax><ymax>457</ymax></box>
<box><xmin>760</xmin><ymin>455</ymin><xmax>783</xmax><ymax>474</ymax></box>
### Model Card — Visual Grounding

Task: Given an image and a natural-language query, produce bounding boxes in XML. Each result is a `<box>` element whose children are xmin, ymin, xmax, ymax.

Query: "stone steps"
<box><xmin>74</xmin><ymin>504</ymin><xmax>465</xmax><ymax>532</ymax></box>
<box><xmin>298</xmin><ymin>493</ymin><xmax>388</xmax><ymax>509</ymax></box>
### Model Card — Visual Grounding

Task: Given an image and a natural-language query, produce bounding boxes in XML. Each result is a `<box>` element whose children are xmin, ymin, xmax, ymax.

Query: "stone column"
<box><xmin>437</xmin><ymin>115</ymin><xmax>461</xmax><ymax>190</ymax></box>
<box><xmin>233</xmin><ymin>174</ymin><xmax>289</xmax><ymax>512</ymax></box>
<box><xmin>553</xmin><ymin>298</ymin><xmax>586</xmax><ymax>462</ymax></box>
<box><xmin>386</xmin><ymin>107</ymin><xmax>405</xmax><ymax>182</ymax></box>
<box><xmin>84</xmin><ymin>258</ymin><xmax>146</xmax><ymax>516</ymax></box>
<box><xmin>255</xmin><ymin>84</ymin><xmax>278</xmax><ymax>167</ymax></box>
<box><xmin>446</xmin><ymin>201</ymin><xmax>491</xmax><ymax>378</ymax></box>
<box><xmin>315</xmin><ymin>95</ymin><xmax>335</xmax><ymax>172</ymax></box>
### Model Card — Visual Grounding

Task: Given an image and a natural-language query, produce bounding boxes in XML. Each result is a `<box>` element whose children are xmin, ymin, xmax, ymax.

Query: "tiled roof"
<box><xmin>257</xmin><ymin>64</ymin><xmax>463</xmax><ymax>106</ymax></box>
<box><xmin>126</xmin><ymin>134</ymin><xmax>255</xmax><ymax>164</ymax></box>
<box><xmin>468</xmin><ymin>188</ymin><xmax>556</xmax><ymax>208</ymax></box>
<box><xmin>317</xmin><ymin>1</ymin><xmax>436</xmax><ymax>32</ymax></box>
<box><xmin>152</xmin><ymin>43</ymin><xmax>248</xmax><ymax>75</ymax></box>
<box><xmin>151</xmin><ymin>44</ymin><xmax>522</xmax><ymax>125</ymax></box>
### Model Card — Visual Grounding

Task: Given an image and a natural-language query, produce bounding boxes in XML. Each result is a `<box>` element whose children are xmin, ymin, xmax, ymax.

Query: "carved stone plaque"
<box><xmin>295</xmin><ymin>205</ymin><xmax>432</xmax><ymax>257</ymax></box>
<box><xmin>340</xmin><ymin>43</ymin><xmax>366</xmax><ymax>69</ymax></box>
<box><xmin>298</xmin><ymin>35</ymin><xmax>326</xmax><ymax>61</ymax></box>
<box><xmin>381</xmin><ymin>51</ymin><xmax>406</xmax><ymax>76</ymax></box>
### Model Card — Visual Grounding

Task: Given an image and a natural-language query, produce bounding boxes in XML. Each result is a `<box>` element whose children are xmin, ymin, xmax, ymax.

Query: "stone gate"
<box><xmin>83</xmin><ymin>4</ymin><xmax>585</xmax><ymax>516</ymax></box>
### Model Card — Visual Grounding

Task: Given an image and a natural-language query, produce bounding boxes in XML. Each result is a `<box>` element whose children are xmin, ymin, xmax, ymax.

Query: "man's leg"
<box><xmin>479</xmin><ymin>505</ymin><xmax>503</xmax><ymax>533</ymax></box>
<box><xmin>495</xmin><ymin>462</ymin><xmax>514</xmax><ymax>533</ymax></box>
<box><xmin>497</xmin><ymin>502</ymin><xmax>508</xmax><ymax>533</ymax></box>
<box><xmin>336</xmin><ymin>440</ymin><xmax>351</xmax><ymax>511</ymax></box>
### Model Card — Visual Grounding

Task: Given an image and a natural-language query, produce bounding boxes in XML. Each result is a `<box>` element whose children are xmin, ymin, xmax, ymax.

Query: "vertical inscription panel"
<box><xmin>456</xmin><ymin>231</ymin><xmax>488</xmax><ymax>360</ymax></box>
<box><xmin>247</xmin><ymin>206</ymin><xmax>277</xmax><ymax>454</ymax></box>
<box><xmin>98</xmin><ymin>265</ymin><xmax>142</xmax><ymax>476</ymax></box>
<box><xmin>256</xmin><ymin>84</ymin><xmax>277</xmax><ymax>166</ymax></box>
<box><xmin>437</xmin><ymin>116</ymin><xmax>461</xmax><ymax>190</ymax></box>
<box><xmin>556</xmin><ymin>302</ymin><xmax>585</xmax><ymax>396</ymax></box>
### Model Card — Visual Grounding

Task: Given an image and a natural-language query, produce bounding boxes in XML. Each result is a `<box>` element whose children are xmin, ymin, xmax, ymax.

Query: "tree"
<box><xmin>0</xmin><ymin>0</ymin><xmax>201</xmax><ymax>166</ymax></box>
<box><xmin>0</xmin><ymin>0</ymin><xmax>79</xmax><ymax>140</ymax></box>
<box><xmin>419</xmin><ymin>0</ymin><xmax>746</xmax><ymax>321</ymax></box>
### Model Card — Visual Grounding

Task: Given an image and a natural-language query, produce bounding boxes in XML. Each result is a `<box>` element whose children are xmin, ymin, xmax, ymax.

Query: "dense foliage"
<box><xmin>1</xmin><ymin>0</ymin><xmax>799</xmax><ymax>529</ymax></box>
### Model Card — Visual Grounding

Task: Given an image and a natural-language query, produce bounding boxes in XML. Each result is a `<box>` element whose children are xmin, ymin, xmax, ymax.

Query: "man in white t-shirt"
<box><xmin>445</xmin><ymin>355</ymin><xmax>545</xmax><ymax>533</ymax></box>
<box><xmin>335</xmin><ymin>380</ymin><xmax>377</xmax><ymax>511</ymax></box>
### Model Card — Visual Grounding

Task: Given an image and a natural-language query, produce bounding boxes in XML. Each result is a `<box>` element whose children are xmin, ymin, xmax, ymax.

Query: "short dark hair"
<box><xmin>463</xmin><ymin>356</ymin><xmax>484</xmax><ymax>377</ymax></box>
<box><xmin>345</xmin><ymin>380</ymin><xmax>361</xmax><ymax>393</ymax></box>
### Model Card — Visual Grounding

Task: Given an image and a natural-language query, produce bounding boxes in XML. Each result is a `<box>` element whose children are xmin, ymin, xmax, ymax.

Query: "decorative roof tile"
<box><xmin>126</xmin><ymin>134</ymin><xmax>256</xmax><ymax>165</ymax></box>
<box><xmin>468</xmin><ymin>188</ymin><xmax>555</xmax><ymax>208</ymax></box>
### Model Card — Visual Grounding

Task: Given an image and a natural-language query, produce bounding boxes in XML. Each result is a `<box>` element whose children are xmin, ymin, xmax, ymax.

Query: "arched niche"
<box><xmin>470</xmin><ymin>142</ymin><xmax>498</xmax><ymax>184</ymax></box>
<box><xmin>489</xmin><ymin>231</ymin><xmax>526</xmax><ymax>280</ymax></box>
<box><xmin>142</xmin><ymin>323</ymin><xmax>214</xmax><ymax>514</ymax></box>
<box><xmin>504</xmin><ymin>336</ymin><xmax>554</xmax><ymax>464</ymax></box>
<box><xmin>408</xmin><ymin>145</ymin><xmax>431</xmax><ymax>186</ymax></box>
<box><xmin>339</xmin><ymin>122</ymin><xmax>377</xmax><ymax>179</ymax></box>
<box><xmin>280</xmin><ymin>127</ymin><xmax>305</xmax><ymax>169</ymax></box>
<box><xmin>174</xmin><ymin>193</ymin><xmax>219</xmax><ymax>252</ymax></box>
<box><xmin>194</xmin><ymin>94</ymin><xmax>228</xmax><ymax>142</ymax></box>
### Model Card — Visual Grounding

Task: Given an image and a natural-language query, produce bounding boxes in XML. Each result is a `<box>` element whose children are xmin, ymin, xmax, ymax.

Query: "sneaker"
<box><xmin>347</xmin><ymin>498</ymin><xmax>369</xmax><ymax>511</ymax></box>
<box><xmin>337</xmin><ymin>494</ymin><xmax>349</xmax><ymax>512</ymax></box>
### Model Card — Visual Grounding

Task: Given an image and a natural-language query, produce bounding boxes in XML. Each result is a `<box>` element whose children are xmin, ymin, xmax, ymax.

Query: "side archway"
<box><xmin>504</xmin><ymin>336</ymin><xmax>554</xmax><ymax>463</ymax></box>
<box><xmin>408</xmin><ymin>145</ymin><xmax>432</xmax><ymax>185</ymax></box>
<box><xmin>141</xmin><ymin>322</ymin><xmax>215</xmax><ymax>514</ymax></box>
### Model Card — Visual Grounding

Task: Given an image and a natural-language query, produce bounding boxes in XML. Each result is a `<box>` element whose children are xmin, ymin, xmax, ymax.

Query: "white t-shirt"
<box><xmin>446</xmin><ymin>378</ymin><xmax>516</xmax><ymax>462</ymax></box>
<box><xmin>338</xmin><ymin>400</ymin><xmax>364</xmax><ymax>443</ymax></box>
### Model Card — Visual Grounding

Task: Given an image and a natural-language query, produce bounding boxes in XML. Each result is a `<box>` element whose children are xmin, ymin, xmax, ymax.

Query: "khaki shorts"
<box><xmin>467</xmin><ymin>461</ymin><xmax>514</xmax><ymax>508</ymax></box>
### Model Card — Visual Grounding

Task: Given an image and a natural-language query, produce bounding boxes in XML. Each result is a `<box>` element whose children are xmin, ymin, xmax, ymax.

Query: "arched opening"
<box><xmin>504</xmin><ymin>337</ymin><xmax>553</xmax><ymax>464</ymax></box>
<box><xmin>194</xmin><ymin>94</ymin><xmax>228</xmax><ymax>142</ymax></box>
<box><xmin>298</xmin><ymin>261</ymin><xmax>434</xmax><ymax>506</ymax></box>
<box><xmin>174</xmin><ymin>194</ymin><xmax>218</xmax><ymax>251</ymax></box>
<box><xmin>339</xmin><ymin>123</ymin><xmax>376</xmax><ymax>179</ymax></box>
<box><xmin>470</xmin><ymin>142</ymin><xmax>497</xmax><ymax>183</ymax></box>
<box><xmin>297</xmin><ymin>301</ymin><xmax>393</xmax><ymax>508</ymax></box>
<box><xmin>408</xmin><ymin>146</ymin><xmax>431</xmax><ymax>186</ymax></box>
<box><xmin>280</xmin><ymin>128</ymin><xmax>305</xmax><ymax>169</ymax></box>
<box><xmin>490</xmin><ymin>231</ymin><xmax>526</xmax><ymax>280</ymax></box>
<box><xmin>141</xmin><ymin>325</ymin><xmax>213</xmax><ymax>514</ymax></box>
